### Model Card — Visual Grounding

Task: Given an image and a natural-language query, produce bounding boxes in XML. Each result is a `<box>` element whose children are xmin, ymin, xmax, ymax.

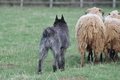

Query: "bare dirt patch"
<box><xmin>58</xmin><ymin>76</ymin><xmax>86</xmax><ymax>80</ymax></box>
<box><xmin>65</xmin><ymin>55</ymin><xmax>76</xmax><ymax>58</ymax></box>
<box><xmin>45</xmin><ymin>60</ymin><xmax>53</xmax><ymax>63</ymax></box>
<box><xmin>0</xmin><ymin>64</ymin><xmax>16</xmax><ymax>68</ymax></box>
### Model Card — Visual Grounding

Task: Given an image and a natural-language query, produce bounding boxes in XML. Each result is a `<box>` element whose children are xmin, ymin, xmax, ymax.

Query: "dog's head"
<box><xmin>54</xmin><ymin>15</ymin><xmax>66</xmax><ymax>27</ymax></box>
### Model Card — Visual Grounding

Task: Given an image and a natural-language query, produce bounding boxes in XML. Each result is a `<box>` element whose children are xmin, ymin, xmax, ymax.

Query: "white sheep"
<box><xmin>107</xmin><ymin>10</ymin><xmax>120</xmax><ymax>19</ymax></box>
<box><xmin>75</xmin><ymin>7</ymin><xmax>106</xmax><ymax>67</ymax></box>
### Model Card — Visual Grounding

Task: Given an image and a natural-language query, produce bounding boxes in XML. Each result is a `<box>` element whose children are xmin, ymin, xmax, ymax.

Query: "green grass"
<box><xmin>0</xmin><ymin>7</ymin><xmax>120</xmax><ymax>80</ymax></box>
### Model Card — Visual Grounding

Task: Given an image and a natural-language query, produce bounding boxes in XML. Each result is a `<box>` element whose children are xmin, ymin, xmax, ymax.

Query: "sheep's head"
<box><xmin>108</xmin><ymin>10</ymin><xmax>120</xmax><ymax>15</ymax></box>
<box><xmin>85</xmin><ymin>7</ymin><xmax>104</xmax><ymax>18</ymax></box>
<box><xmin>108</xmin><ymin>10</ymin><xmax>120</xmax><ymax>19</ymax></box>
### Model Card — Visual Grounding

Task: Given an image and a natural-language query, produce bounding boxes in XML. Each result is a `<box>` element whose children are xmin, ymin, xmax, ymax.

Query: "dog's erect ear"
<box><xmin>61</xmin><ymin>15</ymin><xmax>65</xmax><ymax>21</ymax></box>
<box><xmin>55</xmin><ymin>15</ymin><xmax>58</xmax><ymax>21</ymax></box>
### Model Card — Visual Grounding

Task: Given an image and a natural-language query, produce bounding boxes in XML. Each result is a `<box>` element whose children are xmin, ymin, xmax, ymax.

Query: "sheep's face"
<box><xmin>109</xmin><ymin>10</ymin><xmax>120</xmax><ymax>15</ymax></box>
<box><xmin>85</xmin><ymin>7</ymin><xmax>104</xmax><ymax>18</ymax></box>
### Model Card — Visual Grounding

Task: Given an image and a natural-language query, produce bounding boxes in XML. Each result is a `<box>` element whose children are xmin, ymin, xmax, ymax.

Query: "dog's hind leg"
<box><xmin>38</xmin><ymin>47</ymin><xmax>48</xmax><ymax>74</ymax></box>
<box><xmin>60</xmin><ymin>48</ymin><xmax>66</xmax><ymax>71</ymax></box>
<box><xmin>52</xmin><ymin>47</ymin><xmax>61</xmax><ymax>72</ymax></box>
<box><xmin>53</xmin><ymin>51</ymin><xmax>60</xmax><ymax>72</ymax></box>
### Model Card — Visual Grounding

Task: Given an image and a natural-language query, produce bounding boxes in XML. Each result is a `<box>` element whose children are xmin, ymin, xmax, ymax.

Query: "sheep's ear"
<box><xmin>118</xmin><ymin>13</ymin><xmax>120</xmax><ymax>15</ymax></box>
<box><xmin>99</xmin><ymin>9</ymin><xmax>104</xmax><ymax>16</ymax></box>
<box><xmin>55</xmin><ymin>15</ymin><xmax>58</xmax><ymax>21</ymax></box>
<box><xmin>85</xmin><ymin>9</ymin><xmax>90</xmax><ymax>14</ymax></box>
<box><xmin>85</xmin><ymin>11</ymin><xmax>87</xmax><ymax>14</ymax></box>
<box><xmin>61</xmin><ymin>15</ymin><xmax>65</xmax><ymax>21</ymax></box>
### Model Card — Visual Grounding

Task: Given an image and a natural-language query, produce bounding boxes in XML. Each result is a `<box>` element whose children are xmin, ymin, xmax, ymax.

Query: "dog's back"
<box><xmin>43</xmin><ymin>27</ymin><xmax>56</xmax><ymax>37</ymax></box>
<box><xmin>40</xmin><ymin>26</ymin><xmax>69</xmax><ymax>49</ymax></box>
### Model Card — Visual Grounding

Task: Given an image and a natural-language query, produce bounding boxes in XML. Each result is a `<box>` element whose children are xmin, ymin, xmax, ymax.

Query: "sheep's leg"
<box><xmin>109</xmin><ymin>49</ymin><xmax>113</xmax><ymax>60</ymax></box>
<box><xmin>88</xmin><ymin>49</ymin><xmax>93</xmax><ymax>62</ymax></box>
<box><xmin>91</xmin><ymin>51</ymin><xmax>93</xmax><ymax>62</ymax></box>
<box><xmin>112</xmin><ymin>50</ymin><xmax>116</xmax><ymax>61</ymax></box>
<box><xmin>81</xmin><ymin>52</ymin><xmax>85</xmax><ymax>67</ymax></box>
<box><xmin>104</xmin><ymin>48</ymin><xmax>108</xmax><ymax>63</ymax></box>
<box><xmin>100</xmin><ymin>53</ymin><xmax>103</xmax><ymax>62</ymax></box>
<box><xmin>109</xmin><ymin>49</ymin><xmax>115</xmax><ymax>61</ymax></box>
<box><xmin>87</xmin><ymin>52</ymin><xmax>90</xmax><ymax>61</ymax></box>
<box><xmin>115</xmin><ymin>51</ymin><xmax>119</xmax><ymax>61</ymax></box>
<box><xmin>105</xmin><ymin>53</ymin><xmax>108</xmax><ymax>63</ymax></box>
<box><xmin>94</xmin><ymin>52</ymin><xmax>99</xmax><ymax>63</ymax></box>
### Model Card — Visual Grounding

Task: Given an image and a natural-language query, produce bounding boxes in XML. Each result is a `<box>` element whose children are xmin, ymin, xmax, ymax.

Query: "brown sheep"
<box><xmin>75</xmin><ymin>7</ymin><xmax>106</xmax><ymax>67</ymax></box>
<box><xmin>104</xmin><ymin>11</ymin><xmax>120</xmax><ymax>62</ymax></box>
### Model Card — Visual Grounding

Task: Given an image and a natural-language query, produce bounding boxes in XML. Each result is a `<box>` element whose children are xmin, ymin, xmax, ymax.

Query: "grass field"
<box><xmin>0</xmin><ymin>6</ymin><xmax>120</xmax><ymax>80</ymax></box>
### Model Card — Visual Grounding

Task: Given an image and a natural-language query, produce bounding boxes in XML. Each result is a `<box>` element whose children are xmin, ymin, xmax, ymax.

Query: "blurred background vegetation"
<box><xmin>0</xmin><ymin>0</ymin><xmax>120</xmax><ymax>8</ymax></box>
<box><xmin>0</xmin><ymin>0</ymin><xmax>116</xmax><ymax>1</ymax></box>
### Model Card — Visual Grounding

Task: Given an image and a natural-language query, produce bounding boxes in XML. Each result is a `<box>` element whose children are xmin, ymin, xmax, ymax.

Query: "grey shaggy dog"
<box><xmin>38</xmin><ymin>15</ymin><xmax>70</xmax><ymax>74</ymax></box>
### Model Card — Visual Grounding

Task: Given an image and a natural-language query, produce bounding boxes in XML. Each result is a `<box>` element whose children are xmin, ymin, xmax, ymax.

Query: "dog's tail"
<box><xmin>43</xmin><ymin>27</ymin><xmax>56</xmax><ymax>37</ymax></box>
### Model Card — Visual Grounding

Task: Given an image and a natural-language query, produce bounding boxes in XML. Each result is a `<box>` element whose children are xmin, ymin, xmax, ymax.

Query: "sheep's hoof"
<box><xmin>38</xmin><ymin>71</ymin><xmax>42</xmax><ymax>75</ymax></box>
<box><xmin>81</xmin><ymin>64</ymin><xmax>84</xmax><ymax>67</ymax></box>
<box><xmin>105</xmin><ymin>61</ymin><xmax>108</xmax><ymax>64</ymax></box>
<box><xmin>94</xmin><ymin>61</ymin><xmax>101</xmax><ymax>64</ymax></box>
